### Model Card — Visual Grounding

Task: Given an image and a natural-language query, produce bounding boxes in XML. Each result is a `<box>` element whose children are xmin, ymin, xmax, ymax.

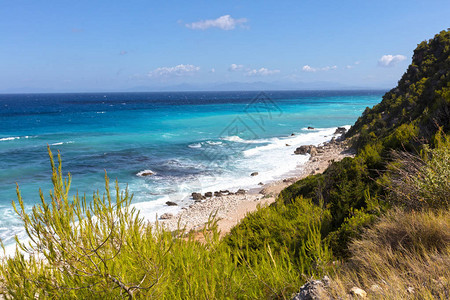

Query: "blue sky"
<box><xmin>0</xmin><ymin>0</ymin><xmax>449</xmax><ymax>92</ymax></box>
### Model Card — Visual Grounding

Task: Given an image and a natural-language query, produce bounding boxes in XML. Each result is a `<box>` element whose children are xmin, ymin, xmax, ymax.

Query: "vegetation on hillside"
<box><xmin>1</xmin><ymin>30</ymin><xmax>449</xmax><ymax>299</ymax></box>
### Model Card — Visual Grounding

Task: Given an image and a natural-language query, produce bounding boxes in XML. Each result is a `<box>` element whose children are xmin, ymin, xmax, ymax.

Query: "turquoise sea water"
<box><xmin>0</xmin><ymin>90</ymin><xmax>383</xmax><ymax>247</ymax></box>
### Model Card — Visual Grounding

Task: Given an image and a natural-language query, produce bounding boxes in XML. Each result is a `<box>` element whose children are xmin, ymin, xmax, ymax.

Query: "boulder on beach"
<box><xmin>165</xmin><ymin>201</ymin><xmax>178</xmax><ymax>206</ymax></box>
<box><xmin>258</xmin><ymin>182</ymin><xmax>264</xmax><ymax>185</ymax></box>
<box><xmin>309</xmin><ymin>147</ymin><xmax>318</xmax><ymax>158</ymax></box>
<box><xmin>334</xmin><ymin>127</ymin><xmax>347</xmax><ymax>135</ymax></box>
<box><xmin>204</xmin><ymin>192</ymin><xmax>213</xmax><ymax>197</ymax></box>
<box><xmin>294</xmin><ymin>145</ymin><xmax>310</xmax><ymax>155</ymax></box>
<box><xmin>220</xmin><ymin>190</ymin><xmax>229</xmax><ymax>194</ymax></box>
<box><xmin>214</xmin><ymin>191</ymin><xmax>222</xmax><ymax>197</ymax></box>
<box><xmin>191</xmin><ymin>192</ymin><xmax>202</xmax><ymax>201</ymax></box>
<box><xmin>251</xmin><ymin>172</ymin><xmax>259</xmax><ymax>176</ymax></box>
<box><xmin>160</xmin><ymin>213</ymin><xmax>173</xmax><ymax>220</ymax></box>
<box><xmin>294</xmin><ymin>145</ymin><xmax>317</xmax><ymax>155</ymax></box>
<box><xmin>236</xmin><ymin>189</ymin><xmax>246</xmax><ymax>195</ymax></box>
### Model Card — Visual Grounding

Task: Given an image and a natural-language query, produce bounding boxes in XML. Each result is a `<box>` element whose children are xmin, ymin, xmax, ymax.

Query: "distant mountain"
<box><xmin>125</xmin><ymin>81</ymin><xmax>380</xmax><ymax>92</ymax></box>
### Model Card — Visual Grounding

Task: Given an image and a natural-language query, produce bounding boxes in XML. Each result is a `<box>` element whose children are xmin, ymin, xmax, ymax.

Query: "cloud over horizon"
<box><xmin>378</xmin><ymin>54</ymin><xmax>407</xmax><ymax>67</ymax></box>
<box><xmin>302</xmin><ymin>65</ymin><xmax>337</xmax><ymax>72</ymax></box>
<box><xmin>148</xmin><ymin>64</ymin><xmax>200</xmax><ymax>78</ymax></box>
<box><xmin>228</xmin><ymin>64</ymin><xmax>244</xmax><ymax>71</ymax></box>
<box><xmin>186</xmin><ymin>15</ymin><xmax>248</xmax><ymax>30</ymax></box>
<box><xmin>246</xmin><ymin>67</ymin><xmax>280</xmax><ymax>76</ymax></box>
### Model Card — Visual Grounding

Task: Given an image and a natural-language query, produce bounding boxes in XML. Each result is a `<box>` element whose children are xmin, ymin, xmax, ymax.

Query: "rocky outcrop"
<box><xmin>204</xmin><ymin>192</ymin><xmax>213</xmax><ymax>198</ymax></box>
<box><xmin>334</xmin><ymin>127</ymin><xmax>347</xmax><ymax>135</ymax></box>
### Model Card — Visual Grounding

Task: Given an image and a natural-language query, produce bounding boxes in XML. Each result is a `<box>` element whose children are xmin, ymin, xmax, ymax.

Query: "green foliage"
<box><xmin>226</xmin><ymin>197</ymin><xmax>332</xmax><ymax>270</ymax></box>
<box><xmin>385</xmin><ymin>131</ymin><xmax>450</xmax><ymax>210</ymax></box>
<box><xmin>2</xmin><ymin>147</ymin><xmax>170</xmax><ymax>299</ymax></box>
<box><xmin>0</xmin><ymin>148</ymin><xmax>331</xmax><ymax>299</ymax></box>
<box><xmin>1</xmin><ymin>29</ymin><xmax>450</xmax><ymax>298</ymax></box>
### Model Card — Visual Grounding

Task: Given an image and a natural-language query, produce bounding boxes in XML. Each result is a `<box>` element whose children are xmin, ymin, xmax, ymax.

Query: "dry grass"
<box><xmin>328</xmin><ymin>209</ymin><xmax>450</xmax><ymax>299</ymax></box>
<box><xmin>384</xmin><ymin>134</ymin><xmax>450</xmax><ymax>210</ymax></box>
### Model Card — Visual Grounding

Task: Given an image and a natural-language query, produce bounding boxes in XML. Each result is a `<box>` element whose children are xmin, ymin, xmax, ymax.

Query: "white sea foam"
<box><xmin>188</xmin><ymin>143</ymin><xmax>202</xmax><ymax>148</ymax></box>
<box><xmin>132</xmin><ymin>125</ymin><xmax>350</xmax><ymax>226</ymax></box>
<box><xmin>0</xmin><ymin>137</ymin><xmax>20</xmax><ymax>141</ymax></box>
<box><xmin>220</xmin><ymin>135</ymin><xmax>271</xmax><ymax>144</ymax></box>
<box><xmin>0</xmin><ymin>135</ymin><xmax>35</xmax><ymax>142</ymax></box>
<box><xmin>50</xmin><ymin>141</ymin><xmax>74</xmax><ymax>146</ymax></box>
<box><xmin>1</xmin><ymin>125</ymin><xmax>352</xmax><ymax>256</ymax></box>
<box><xmin>205</xmin><ymin>141</ymin><xmax>222</xmax><ymax>145</ymax></box>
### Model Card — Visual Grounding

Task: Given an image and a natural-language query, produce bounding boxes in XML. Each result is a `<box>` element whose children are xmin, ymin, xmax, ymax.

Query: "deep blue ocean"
<box><xmin>0</xmin><ymin>90</ymin><xmax>383</xmax><ymax>248</ymax></box>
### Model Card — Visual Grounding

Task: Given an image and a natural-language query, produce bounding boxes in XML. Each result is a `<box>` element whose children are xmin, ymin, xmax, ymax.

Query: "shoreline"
<box><xmin>160</xmin><ymin>135</ymin><xmax>354</xmax><ymax>235</ymax></box>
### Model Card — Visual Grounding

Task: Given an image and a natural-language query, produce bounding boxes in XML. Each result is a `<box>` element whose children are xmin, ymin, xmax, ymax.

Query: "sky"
<box><xmin>0</xmin><ymin>0</ymin><xmax>449</xmax><ymax>92</ymax></box>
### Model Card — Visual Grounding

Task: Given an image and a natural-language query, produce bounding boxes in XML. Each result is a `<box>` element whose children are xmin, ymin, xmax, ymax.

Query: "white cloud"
<box><xmin>186</xmin><ymin>15</ymin><xmax>248</xmax><ymax>30</ymax></box>
<box><xmin>345</xmin><ymin>61</ymin><xmax>361</xmax><ymax>69</ymax></box>
<box><xmin>228</xmin><ymin>64</ymin><xmax>244</xmax><ymax>71</ymax></box>
<box><xmin>378</xmin><ymin>55</ymin><xmax>406</xmax><ymax>67</ymax></box>
<box><xmin>246</xmin><ymin>67</ymin><xmax>280</xmax><ymax>76</ymax></box>
<box><xmin>302</xmin><ymin>65</ymin><xmax>337</xmax><ymax>72</ymax></box>
<box><xmin>148</xmin><ymin>64</ymin><xmax>200</xmax><ymax>78</ymax></box>
<box><xmin>302</xmin><ymin>65</ymin><xmax>316</xmax><ymax>72</ymax></box>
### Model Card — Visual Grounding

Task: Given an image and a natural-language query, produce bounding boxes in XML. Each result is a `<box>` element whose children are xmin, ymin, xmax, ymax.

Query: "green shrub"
<box><xmin>0</xmin><ymin>148</ymin><xmax>332</xmax><ymax>299</ymax></box>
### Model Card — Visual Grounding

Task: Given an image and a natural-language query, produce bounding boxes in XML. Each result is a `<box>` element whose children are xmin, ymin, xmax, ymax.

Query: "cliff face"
<box><xmin>348</xmin><ymin>29</ymin><xmax>450</xmax><ymax>150</ymax></box>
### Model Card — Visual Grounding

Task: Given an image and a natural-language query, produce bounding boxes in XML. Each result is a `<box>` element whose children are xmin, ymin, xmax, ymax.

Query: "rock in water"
<box><xmin>307</xmin><ymin>126</ymin><xmax>315</xmax><ymax>130</ymax></box>
<box><xmin>165</xmin><ymin>201</ymin><xmax>177</xmax><ymax>206</ymax></box>
<box><xmin>137</xmin><ymin>170</ymin><xmax>155</xmax><ymax>177</ymax></box>
<box><xmin>251</xmin><ymin>172</ymin><xmax>259</xmax><ymax>176</ymax></box>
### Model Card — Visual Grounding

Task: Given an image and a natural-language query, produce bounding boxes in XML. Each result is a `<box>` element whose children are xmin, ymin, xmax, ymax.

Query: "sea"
<box><xmin>0</xmin><ymin>90</ymin><xmax>384</xmax><ymax>250</ymax></box>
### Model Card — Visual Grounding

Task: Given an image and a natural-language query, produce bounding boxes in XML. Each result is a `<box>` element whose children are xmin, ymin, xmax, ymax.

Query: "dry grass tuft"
<box><xmin>328</xmin><ymin>209</ymin><xmax>450</xmax><ymax>299</ymax></box>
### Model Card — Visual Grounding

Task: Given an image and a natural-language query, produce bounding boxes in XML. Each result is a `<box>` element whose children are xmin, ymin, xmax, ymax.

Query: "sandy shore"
<box><xmin>160</xmin><ymin>137</ymin><xmax>354</xmax><ymax>235</ymax></box>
